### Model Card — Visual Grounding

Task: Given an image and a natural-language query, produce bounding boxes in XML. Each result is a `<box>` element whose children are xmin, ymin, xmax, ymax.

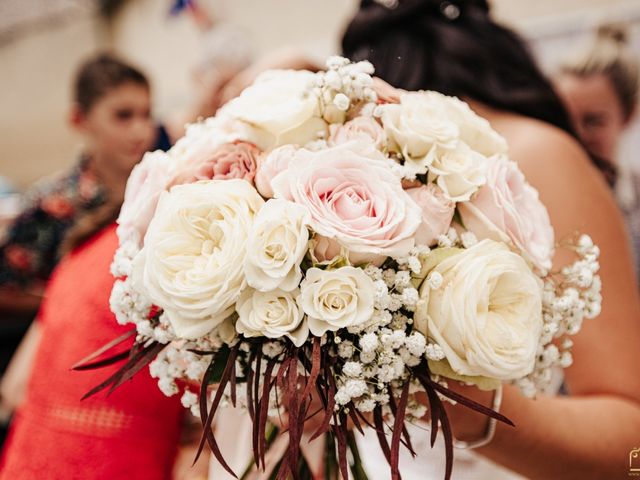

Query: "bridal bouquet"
<box><xmin>76</xmin><ymin>57</ymin><xmax>601</xmax><ymax>480</ymax></box>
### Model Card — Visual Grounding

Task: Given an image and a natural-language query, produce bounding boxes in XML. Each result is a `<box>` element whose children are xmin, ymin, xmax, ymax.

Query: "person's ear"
<box><xmin>68</xmin><ymin>103</ymin><xmax>87</xmax><ymax>131</ymax></box>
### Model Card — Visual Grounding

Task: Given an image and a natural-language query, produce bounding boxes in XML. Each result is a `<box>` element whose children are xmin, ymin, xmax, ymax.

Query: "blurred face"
<box><xmin>74</xmin><ymin>82</ymin><xmax>155</xmax><ymax>176</ymax></box>
<box><xmin>555</xmin><ymin>73</ymin><xmax>628</xmax><ymax>163</ymax></box>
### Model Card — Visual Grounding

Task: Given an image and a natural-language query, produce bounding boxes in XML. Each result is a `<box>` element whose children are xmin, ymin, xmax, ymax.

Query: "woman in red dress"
<box><xmin>0</xmin><ymin>54</ymin><xmax>186</xmax><ymax>479</ymax></box>
<box><xmin>0</xmin><ymin>224</ymin><xmax>183</xmax><ymax>479</ymax></box>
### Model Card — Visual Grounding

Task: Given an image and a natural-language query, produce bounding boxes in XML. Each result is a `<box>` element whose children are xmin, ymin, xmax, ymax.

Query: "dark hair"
<box><xmin>74</xmin><ymin>53</ymin><xmax>149</xmax><ymax>113</ymax></box>
<box><xmin>342</xmin><ymin>0</ymin><xmax>616</xmax><ymax>182</ymax></box>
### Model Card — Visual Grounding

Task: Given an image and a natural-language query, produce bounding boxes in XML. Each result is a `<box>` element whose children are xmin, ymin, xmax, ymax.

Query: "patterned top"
<box><xmin>0</xmin><ymin>157</ymin><xmax>106</xmax><ymax>289</ymax></box>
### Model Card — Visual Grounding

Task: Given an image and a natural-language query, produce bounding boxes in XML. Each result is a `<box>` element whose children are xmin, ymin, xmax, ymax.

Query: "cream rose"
<box><xmin>458</xmin><ymin>156</ymin><xmax>554</xmax><ymax>272</ymax></box>
<box><xmin>245</xmin><ymin>198</ymin><xmax>311</xmax><ymax>292</ymax></box>
<box><xmin>132</xmin><ymin>179</ymin><xmax>264</xmax><ymax>339</ymax></box>
<box><xmin>271</xmin><ymin>141</ymin><xmax>422</xmax><ymax>264</ymax></box>
<box><xmin>428</xmin><ymin>143</ymin><xmax>488</xmax><ymax>202</ymax></box>
<box><xmin>116</xmin><ymin>150</ymin><xmax>174</xmax><ymax>245</ymax></box>
<box><xmin>235</xmin><ymin>288</ymin><xmax>308</xmax><ymax>347</ymax></box>
<box><xmin>378</xmin><ymin>92</ymin><xmax>459</xmax><ymax>175</ymax></box>
<box><xmin>415</xmin><ymin>239</ymin><xmax>543</xmax><ymax>381</ymax></box>
<box><xmin>378</xmin><ymin>91</ymin><xmax>507</xmax><ymax>175</ymax></box>
<box><xmin>443</xmin><ymin>95</ymin><xmax>508</xmax><ymax>157</ymax></box>
<box><xmin>221</xmin><ymin>69</ymin><xmax>327</xmax><ymax>150</ymax></box>
<box><xmin>299</xmin><ymin>267</ymin><xmax>375</xmax><ymax>336</ymax></box>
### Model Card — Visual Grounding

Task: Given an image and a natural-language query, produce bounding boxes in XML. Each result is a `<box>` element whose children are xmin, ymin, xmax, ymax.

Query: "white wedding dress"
<box><xmin>356</xmin><ymin>422</ymin><xmax>526</xmax><ymax>480</ymax></box>
<box><xmin>210</xmin><ymin>371</ymin><xmax>563</xmax><ymax>479</ymax></box>
<box><xmin>210</xmin><ymin>412</ymin><xmax>524</xmax><ymax>480</ymax></box>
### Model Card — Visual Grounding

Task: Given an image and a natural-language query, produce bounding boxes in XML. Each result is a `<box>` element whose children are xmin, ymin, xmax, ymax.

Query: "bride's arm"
<box><xmin>446</xmin><ymin>123</ymin><xmax>640</xmax><ymax>480</ymax></box>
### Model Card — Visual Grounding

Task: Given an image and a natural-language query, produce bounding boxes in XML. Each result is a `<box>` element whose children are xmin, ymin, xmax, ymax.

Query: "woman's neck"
<box><xmin>85</xmin><ymin>152</ymin><xmax>127</xmax><ymax>205</ymax></box>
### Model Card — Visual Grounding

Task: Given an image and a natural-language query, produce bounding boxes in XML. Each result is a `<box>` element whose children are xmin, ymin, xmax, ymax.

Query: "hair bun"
<box><xmin>597</xmin><ymin>23</ymin><xmax>629</xmax><ymax>46</ymax></box>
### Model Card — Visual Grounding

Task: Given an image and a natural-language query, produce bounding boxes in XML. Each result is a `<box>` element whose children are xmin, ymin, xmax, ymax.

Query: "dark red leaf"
<box><xmin>427</xmin><ymin>379</ymin><xmax>514</xmax><ymax>427</ymax></box>
<box><xmin>390</xmin><ymin>382</ymin><xmax>410</xmax><ymax>480</ymax></box>
<box><xmin>300</xmin><ymin>338</ymin><xmax>321</xmax><ymax>401</ymax></box>
<box><xmin>388</xmin><ymin>386</ymin><xmax>416</xmax><ymax>457</ymax></box>
<box><xmin>373</xmin><ymin>405</ymin><xmax>391</xmax><ymax>463</ymax></box>
<box><xmin>72</xmin><ymin>329</ymin><xmax>135</xmax><ymax>370</ymax></box>
<box><xmin>194</xmin><ymin>344</ymin><xmax>239</xmax><ymax>478</ymax></box>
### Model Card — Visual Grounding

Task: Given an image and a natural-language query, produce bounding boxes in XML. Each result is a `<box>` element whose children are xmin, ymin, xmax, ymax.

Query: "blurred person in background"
<box><xmin>0</xmin><ymin>3</ymin><xmax>258</xmax><ymax>473</ymax></box>
<box><xmin>554</xmin><ymin>23</ymin><xmax>640</xmax><ymax>279</ymax></box>
<box><xmin>0</xmin><ymin>53</ymin><xmax>165</xmax><ymax>447</ymax></box>
<box><xmin>0</xmin><ymin>53</ymin><xmax>164</xmax><ymax>315</ymax></box>
<box><xmin>0</xmin><ymin>224</ymin><xmax>186</xmax><ymax>480</ymax></box>
<box><xmin>0</xmin><ymin>52</ymin><xmax>203</xmax><ymax>479</ymax></box>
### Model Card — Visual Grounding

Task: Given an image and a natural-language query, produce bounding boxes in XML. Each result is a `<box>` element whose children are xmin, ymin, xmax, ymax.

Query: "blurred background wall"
<box><xmin>1</xmin><ymin>0</ymin><xmax>639</xmax><ymax>189</ymax></box>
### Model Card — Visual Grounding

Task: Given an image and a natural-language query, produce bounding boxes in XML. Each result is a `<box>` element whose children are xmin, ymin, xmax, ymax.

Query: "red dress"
<box><xmin>0</xmin><ymin>225</ymin><xmax>183</xmax><ymax>479</ymax></box>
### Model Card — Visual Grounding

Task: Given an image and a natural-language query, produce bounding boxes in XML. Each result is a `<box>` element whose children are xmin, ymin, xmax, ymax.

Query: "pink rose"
<box><xmin>329</xmin><ymin>116</ymin><xmax>386</xmax><ymax>150</ymax></box>
<box><xmin>271</xmin><ymin>142</ymin><xmax>422</xmax><ymax>264</ymax></box>
<box><xmin>372</xmin><ymin>77</ymin><xmax>404</xmax><ymax>104</ymax></box>
<box><xmin>407</xmin><ymin>184</ymin><xmax>455</xmax><ymax>246</ymax></box>
<box><xmin>255</xmin><ymin>145</ymin><xmax>298</xmax><ymax>198</ymax></box>
<box><xmin>458</xmin><ymin>156</ymin><xmax>554</xmax><ymax>272</ymax></box>
<box><xmin>171</xmin><ymin>141</ymin><xmax>258</xmax><ymax>185</ymax></box>
<box><xmin>117</xmin><ymin>150</ymin><xmax>174</xmax><ymax>245</ymax></box>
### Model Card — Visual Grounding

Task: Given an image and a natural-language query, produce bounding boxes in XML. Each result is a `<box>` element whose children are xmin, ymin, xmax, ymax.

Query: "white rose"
<box><xmin>378</xmin><ymin>92</ymin><xmax>459</xmax><ymax>175</ymax></box>
<box><xmin>442</xmin><ymin>95</ymin><xmax>508</xmax><ymax>157</ymax></box>
<box><xmin>235</xmin><ymin>288</ymin><xmax>308</xmax><ymax>347</ymax></box>
<box><xmin>132</xmin><ymin>179</ymin><xmax>264</xmax><ymax>339</ymax></box>
<box><xmin>428</xmin><ymin>143</ymin><xmax>488</xmax><ymax>202</ymax></box>
<box><xmin>299</xmin><ymin>267</ymin><xmax>375</xmax><ymax>336</ymax></box>
<box><xmin>416</xmin><ymin>239</ymin><xmax>543</xmax><ymax>381</ymax></box>
<box><xmin>378</xmin><ymin>91</ymin><xmax>508</xmax><ymax>176</ymax></box>
<box><xmin>245</xmin><ymin>198</ymin><xmax>311</xmax><ymax>292</ymax></box>
<box><xmin>221</xmin><ymin>69</ymin><xmax>327</xmax><ymax>150</ymax></box>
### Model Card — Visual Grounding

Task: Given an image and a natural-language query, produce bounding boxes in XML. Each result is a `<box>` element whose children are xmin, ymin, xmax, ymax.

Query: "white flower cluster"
<box><xmin>515</xmin><ymin>235</ymin><xmax>601</xmax><ymax>397</ymax></box>
<box><xmin>333</xmin><ymin>327</ymin><xmax>429</xmax><ymax>419</ymax></box>
<box><xmin>312</xmin><ymin>56</ymin><xmax>377</xmax><ymax>123</ymax></box>
<box><xmin>149</xmin><ymin>345</ymin><xmax>207</xmax><ymax>398</ymax></box>
<box><xmin>110</xmin><ymin>239</ymin><xmax>140</xmax><ymax>278</ymax></box>
<box><xmin>108</xmin><ymin>277</ymin><xmax>177</xmax><ymax>344</ymax></box>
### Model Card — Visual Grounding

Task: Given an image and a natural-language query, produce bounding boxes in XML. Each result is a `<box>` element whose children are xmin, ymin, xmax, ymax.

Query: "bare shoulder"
<box><xmin>489</xmin><ymin>114</ymin><xmax>616</xmax><ymax>224</ymax></box>
<box><xmin>490</xmin><ymin>114</ymin><xmax>597</xmax><ymax>186</ymax></box>
<box><xmin>490</xmin><ymin>113</ymin><xmax>640</xmax><ymax>399</ymax></box>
